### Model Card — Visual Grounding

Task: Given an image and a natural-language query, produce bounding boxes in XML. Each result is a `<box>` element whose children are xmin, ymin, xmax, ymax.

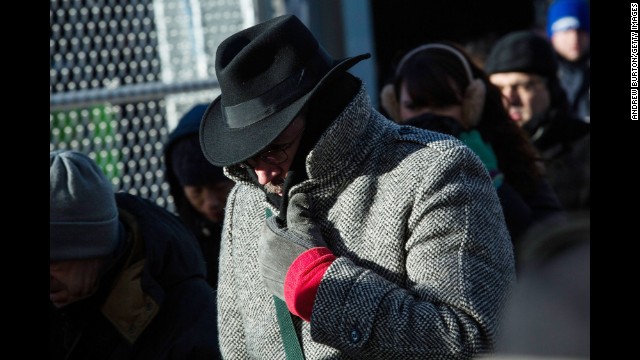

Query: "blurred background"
<box><xmin>50</xmin><ymin>0</ymin><xmax>545</xmax><ymax>212</ymax></box>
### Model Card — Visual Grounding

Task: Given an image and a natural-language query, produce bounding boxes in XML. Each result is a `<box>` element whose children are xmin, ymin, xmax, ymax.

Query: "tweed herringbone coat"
<box><xmin>217</xmin><ymin>85</ymin><xmax>516</xmax><ymax>359</ymax></box>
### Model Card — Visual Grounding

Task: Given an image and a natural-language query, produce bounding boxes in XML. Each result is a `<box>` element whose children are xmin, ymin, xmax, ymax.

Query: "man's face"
<box><xmin>551</xmin><ymin>29</ymin><xmax>590</xmax><ymax>62</ymax></box>
<box><xmin>489</xmin><ymin>72</ymin><xmax>550</xmax><ymax>127</ymax></box>
<box><xmin>50</xmin><ymin>257</ymin><xmax>106</xmax><ymax>308</ymax></box>
<box><xmin>242</xmin><ymin>115</ymin><xmax>306</xmax><ymax>197</ymax></box>
<box><xmin>183</xmin><ymin>180</ymin><xmax>234</xmax><ymax>223</ymax></box>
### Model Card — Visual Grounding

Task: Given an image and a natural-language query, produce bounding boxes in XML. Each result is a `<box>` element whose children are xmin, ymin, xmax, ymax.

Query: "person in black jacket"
<box><xmin>381</xmin><ymin>42</ymin><xmax>564</xmax><ymax>249</ymax></box>
<box><xmin>50</xmin><ymin>149</ymin><xmax>220</xmax><ymax>360</ymax></box>
<box><xmin>485</xmin><ymin>30</ymin><xmax>590</xmax><ymax>211</ymax></box>
<box><xmin>163</xmin><ymin>104</ymin><xmax>234</xmax><ymax>290</ymax></box>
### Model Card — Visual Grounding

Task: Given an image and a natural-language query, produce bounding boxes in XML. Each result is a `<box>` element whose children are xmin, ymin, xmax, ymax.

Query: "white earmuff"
<box><xmin>380</xmin><ymin>83</ymin><xmax>402</xmax><ymax>123</ymax></box>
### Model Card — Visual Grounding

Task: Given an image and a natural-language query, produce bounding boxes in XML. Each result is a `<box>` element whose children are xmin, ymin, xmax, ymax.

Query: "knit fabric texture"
<box><xmin>217</xmin><ymin>85</ymin><xmax>516</xmax><ymax>359</ymax></box>
<box><xmin>484</xmin><ymin>31</ymin><xmax>558</xmax><ymax>79</ymax></box>
<box><xmin>547</xmin><ymin>0</ymin><xmax>590</xmax><ymax>37</ymax></box>
<box><xmin>50</xmin><ymin>150</ymin><xmax>119</xmax><ymax>261</ymax></box>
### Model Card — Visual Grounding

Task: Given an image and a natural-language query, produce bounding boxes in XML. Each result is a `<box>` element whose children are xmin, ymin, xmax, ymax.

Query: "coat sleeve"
<box><xmin>309</xmin><ymin>145</ymin><xmax>516</xmax><ymax>359</ymax></box>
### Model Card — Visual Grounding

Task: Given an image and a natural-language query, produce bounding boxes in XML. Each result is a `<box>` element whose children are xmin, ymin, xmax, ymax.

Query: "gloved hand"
<box><xmin>459</xmin><ymin>129</ymin><xmax>504</xmax><ymax>188</ymax></box>
<box><xmin>259</xmin><ymin>193</ymin><xmax>327</xmax><ymax>301</ymax></box>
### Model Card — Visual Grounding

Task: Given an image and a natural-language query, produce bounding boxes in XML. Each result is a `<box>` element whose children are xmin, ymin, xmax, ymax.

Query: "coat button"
<box><xmin>350</xmin><ymin>329</ymin><xmax>360</xmax><ymax>343</ymax></box>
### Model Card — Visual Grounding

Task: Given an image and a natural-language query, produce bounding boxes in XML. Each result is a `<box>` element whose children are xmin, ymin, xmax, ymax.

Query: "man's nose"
<box><xmin>202</xmin><ymin>188</ymin><xmax>222</xmax><ymax>208</ymax></box>
<box><xmin>253</xmin><ymin>164</ymin><xmax>283</xmax><ymax>185</ymax></box>
<box><xmin>504</xmin><ymin>87</ymin><xmax>522</xmax><ymax>106</ymax></box>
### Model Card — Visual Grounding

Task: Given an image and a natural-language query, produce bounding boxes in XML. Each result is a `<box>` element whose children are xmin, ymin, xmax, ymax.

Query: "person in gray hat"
<box><xmin>199</xmin><ymin>14</ymin><xmax>515</xmax><ymax>359</ymax></box>
<box><xmin>50</xmin><ymin>149</ymin><xmax>220</xmax><ymax>359</ymax></box>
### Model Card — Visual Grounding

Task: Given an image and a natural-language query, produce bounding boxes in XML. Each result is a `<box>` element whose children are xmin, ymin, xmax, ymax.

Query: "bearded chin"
<box><xmin>264</xmin><ymin>182</ymin><xmax>283</xmax><ymax>195</ymax></box>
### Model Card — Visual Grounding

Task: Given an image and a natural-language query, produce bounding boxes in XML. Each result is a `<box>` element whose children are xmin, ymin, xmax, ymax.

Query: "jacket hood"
<box><xmin>163</xmin><ymin>104</ymin><xmax>219</xmax><ymax>234</ymax></box>
<box><xmin>164</xmin><ymin>104</ymin><xmax>208</xmax><ymax>198</ymax></box>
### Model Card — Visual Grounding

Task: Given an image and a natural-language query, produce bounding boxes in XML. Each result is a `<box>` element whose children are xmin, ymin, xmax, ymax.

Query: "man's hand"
<box><xmin>259</xmin><ymin>193</ymin><xmax>327</xmax><ymax>301</ymax></box>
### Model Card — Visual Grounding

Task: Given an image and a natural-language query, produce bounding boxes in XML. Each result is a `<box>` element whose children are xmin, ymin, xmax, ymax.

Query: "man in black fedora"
<box><xmin>200</xmin><ymin>14</ymin><xmax>515</xmax><ymax>359</ymax></box>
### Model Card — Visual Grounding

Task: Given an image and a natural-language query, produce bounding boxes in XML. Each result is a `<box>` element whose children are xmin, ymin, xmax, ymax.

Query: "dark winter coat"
<box><xmin>163</xmin><ymin>104</ymin><xmax>223</xmax><ymax>290</ymax></box>
<box><xmin>557</xmin><ymin>51</ymin><xmax>590</xmax><ymax>123</ymax></box>
<box><xmin>530</xmin><ymin>111</ymin><xmax>590</xmax><ymax>211</ymax></box>
<box><xmin>50</xmin><ymin>193</ymin><xmax>219</xmax><ymax>360</ymax></box>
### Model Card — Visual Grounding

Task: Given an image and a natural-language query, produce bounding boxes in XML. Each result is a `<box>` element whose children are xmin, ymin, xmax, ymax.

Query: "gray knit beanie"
<box><xmin>50</xmin><ymin>150</ymin><xmax>120</xmax><ymax>261</ymax></box>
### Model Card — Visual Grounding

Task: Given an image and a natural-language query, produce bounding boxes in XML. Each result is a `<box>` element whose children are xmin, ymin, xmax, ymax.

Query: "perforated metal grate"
<box><xmin>50</xmin><ymin>0</ymin><xmax>254</xmax><ymax>212</ymax></box>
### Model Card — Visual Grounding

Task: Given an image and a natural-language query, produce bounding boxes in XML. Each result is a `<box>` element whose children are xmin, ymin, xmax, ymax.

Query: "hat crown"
<box><xmin>484</xmin><ymin>31</ymin><xmax>558</xmax><ymax>78</ymax></box>
<box><xmin>546</xmin><ymin>0</ymin><xmax>590</xmax><ymax>37</ymax></box>
<box><xmin>50</xmin><ymin>150</ymin><xmax>116</xmax><ymax>223</ymax></box>
<box><xmin>215</xmin><ymin>15</ymin><xmax>322</xmax><ymax>107</ymax></box>
<box><xmin>50</xmin><ymin>150</ymin><xmax>120</xmax><ymax>261</ymax></box>
<box><xmin>199</xmin><ymin>14</ymin><xmax>369</xmax><ymax>166</ymax></box>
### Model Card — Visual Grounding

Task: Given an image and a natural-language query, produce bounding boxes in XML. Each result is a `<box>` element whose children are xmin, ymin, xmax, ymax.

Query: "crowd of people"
<box><xmin>51</xmin><ymin>1</ymin><xmax>589</xmax><ymax>359</ymax></box>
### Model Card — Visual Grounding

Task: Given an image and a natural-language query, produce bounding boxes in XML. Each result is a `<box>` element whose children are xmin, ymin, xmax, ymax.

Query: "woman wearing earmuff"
<box><xmin>381</xmin><ymin>42</ymin><xmax>564</xmax><ymax>263</ymax></box>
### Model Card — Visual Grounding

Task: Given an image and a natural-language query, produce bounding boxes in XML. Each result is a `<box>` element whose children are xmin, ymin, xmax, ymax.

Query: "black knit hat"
<box><xmin>484</xmin><ymin>31</ymin><xmax>558</xmax><ymax>79</ymax></box>
<box><xmin>171</xmin><ymin>134</ymin><xmax>228</xmax><ymax>186</ymax></box>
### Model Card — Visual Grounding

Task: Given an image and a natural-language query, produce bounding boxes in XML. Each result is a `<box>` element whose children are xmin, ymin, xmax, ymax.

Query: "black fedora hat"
<box><xmin>200</xmin><ymin>14</ymin><xmax>370</xmax><ymax>166</ymax></box>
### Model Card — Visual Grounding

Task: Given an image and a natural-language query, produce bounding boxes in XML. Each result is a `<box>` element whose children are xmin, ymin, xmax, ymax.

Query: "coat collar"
<box><xmin>100</xmin><ymin>208</ymin><xmax>160</xmax><ymax>344</ymax></box>
<box><xmin>225</xmin><ymin>84</ymin><xmax>384</xmax><ymax>194</ymax></box>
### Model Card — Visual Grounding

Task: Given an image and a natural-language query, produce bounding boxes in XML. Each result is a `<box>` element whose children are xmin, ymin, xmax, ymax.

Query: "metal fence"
<box><xmin>50</xmin><ymin>0</ymin><xmax>257</xmax><ymax>212</ymax></box>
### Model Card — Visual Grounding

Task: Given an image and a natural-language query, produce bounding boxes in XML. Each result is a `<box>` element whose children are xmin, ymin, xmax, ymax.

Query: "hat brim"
<box><xmin>200</xmin><ymin>53</ymin><xmax>370</xmax><ymax>166</ymax></box>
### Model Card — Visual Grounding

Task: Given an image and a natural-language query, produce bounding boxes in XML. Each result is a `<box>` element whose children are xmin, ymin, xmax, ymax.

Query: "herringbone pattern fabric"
<box><xmin>217</xmin><ymin>85</ymin><xmax>516</xmax><ymax>359</ymax></box>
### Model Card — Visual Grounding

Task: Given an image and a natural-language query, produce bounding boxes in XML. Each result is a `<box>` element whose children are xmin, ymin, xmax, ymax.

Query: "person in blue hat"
<box><xmin>547</xmin><ymin>0</ymin><xmax>590</xmax><ymax>122</ymax></box>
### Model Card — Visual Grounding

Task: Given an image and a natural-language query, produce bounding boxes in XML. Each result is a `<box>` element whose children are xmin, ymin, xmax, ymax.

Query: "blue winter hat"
<box><xmin>547</xmin><ymin>0</ymin><xmax>590</xmax><ymax>37</ymax></box>
<box><xmin>50</xmin><ymin>150</ymin><xmax>120</xmax><ymax>261</ymax></box>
